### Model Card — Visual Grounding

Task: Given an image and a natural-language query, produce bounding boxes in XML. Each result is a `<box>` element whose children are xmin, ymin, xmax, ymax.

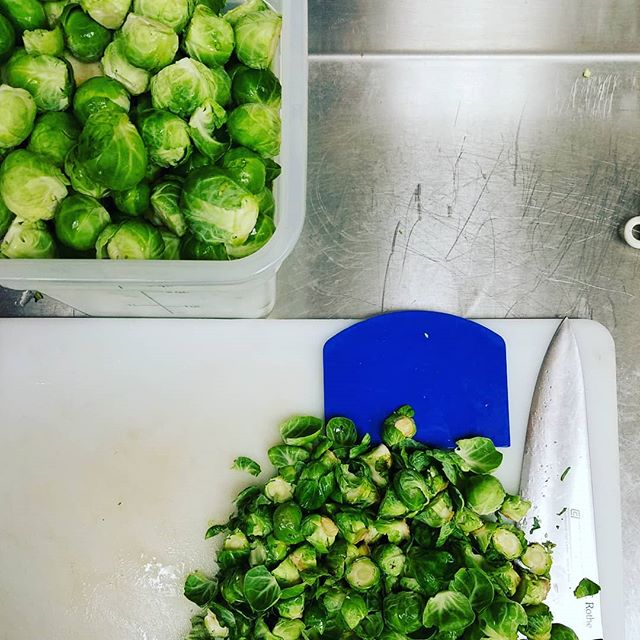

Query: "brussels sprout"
<box><xmin>573</xmin><ymin>577</ymin><xmax>601</xmax><ymax>598</ymax></box>
<box><xmin>550</xmin><ymin>624</ymin><xmax>579</xmax><ymax>640</ymax></box>
<box><xmin>488</xmin><ymin>563</ymin><xmax>521</xmax><ymax>598</ymax></box>
<box><xmin>27</xmin><ymin>112</ymin><xmax>80</xmax><ymax>166</ymax></box>
<box><xmin>224</xmin><ymin>0</ymin><xmax>268</xmax><ymax>27</ymax></box>
<box><xmin>184</xmin><ymin>570</ymin><xmax>218</xmax><ymax>607</ymax></box>
<box><xmin>62</xmin><ymin>52</ymin><xmax>103</xmax><ymax>86</ymax></box>
<box><xmin>500</xmin><ymin>494</ymin><xmax>532</xmax><ymax>521</ymax></box>
<box><xmin>449</xmin><ymin>568</ymin><xmax>494</xmax><ymax>613</ymax></box>
<box><xmin>378</xmin><ymin>487</ymin><xmax>409</xmax><ymax>519</ymax></box>
<box><xmin>520</xmin><ymin>543</ymin><xmax>552</xmax><ymax>577</ymax></box>
<box><xmin>202</xmin><ymin>609</ymin><xmax>230</xmax><ymax>638</ymax></box>
<box><xmin>182</xmin><ymin>166</ymin><xmax>259</xmax><ymax>246</ymax></box>
<box><xmin>102</xmin><ymin>37</ymin><xmax>150</xmax><ymax>96</ymax></box>
<box><xmin>521</xmin><ymin>604</ymin><xmax>553</xmax><ymax>640</ymax></box>
<box><xmin>280</xmin><ymin>415</ymin><xmax>324</xmax><ymax>448</ymax></box>
<box><xmin>64</xmin><ymin>145</ymin><xmax>110</xmax><ymax>199</ymax></box>
<box><xmin>421</xmin><ymin>492</ymin><xmax>455</xmax><ymax>528</ymax></box>
<box><xmin>80</xmin><ymin>0</ymin><xmax>131</xmax><ymax>30</ymax></box>
<box><xmin>148</xmin><ymin>178</ymin><xmax>187</xmax><ymax>237</ymax></box>
<box><xmin>133</xmin><ymin>0</ymin><xmax>192</xmax><ymax>33</ymax></box>
<box><xmin>138</xmin><ymin>109</ymin><xmax>191</xmax><ymax>168</ymax></box>
<box><xmin>272</xmin><ymin>619</ymin><xmax>304</xmax><ymax>640</ymax></box>
<box><xmin>325</xmin><ymin>416</ymin><xmax>357</xmax><ymax>445</ymax></box>
<box><xmin>277</xmin><ymin>594</ymin><xmax>304</xmax><ymax>620</ymax></box>
<box><xmin>491</xmin><ymin>525</ymin><xmax>526</xmax><ymax>561</ymax></box>
<box><xmin>43</xmin><ymin>1</ymin><xmax>71</xmax><ymax>28</ymax></box>
<box><xmin>0</xmin><ymin>85</ymin><xmax>36</xmax><ymax>150</ymax></box>
<box><xmin>294</xmin><ymin>459</ymin><xmax>336</xmax><ymax>510</ymax></box>
<box><xmin>55</xmin><ymin>194</ymin><xmax>110</xmax><ymax>250</ymax></box>
<box><xmin>335</xmin><ymin>462</ymin><xmax>379</xmax><ymax>507</ymax></box>
<box><xmin>222</xmin><ymin>147</ymin><xmax>266</xmax><ymax>194</ymax></box>
<box><xmin>151</xmin><ymin>57</ymin><xmax>218</xmax><ymax>119</ymax></box>
<box><xmin>96</xmin><ymin>219</ymin><xmax>164</xmax><ymax>259</ymax></box>
<box><xmin>219</xmin><ymin>568</ymin><xmax>245</xmax><ymax>606</ymax></box>
<box><xmin>0</xmin><ymin>14</ymin><xmax>16</xmax><ymax>59</ymax></box>
<box><xmin>120</xmin><ymin>14</ymin><xmax>178</xmax><ymax>72</ymax></box>
<box><xmin>345</xmin><ymin>557</ymin><xmax>380</xmax><ymax>591</ymax></box>
<box><xmin>243</xmin><ymin>565</ymin><xmax>282</xmax><ymax>612</ymax></box>
<box><xmin>245</xmin><ymin>510</ymin><xmax>273</xmax><ymax>538</ymax></box>
<box><xmin>77</xmin><ymin>111</ymin><xmax>147</xmax><ymax>190</ymax></box>
<box><xmin>232</xmin><ymin>67</ymin><xmax>281</xmax><ymax>108</ymax></box>
<box><xmin>73</xmin><ymin>76</ymin><xmax>131</xmax><ymax>125</ymax></box>
<box><xmin>465</xmin><ymin>474</ymin><xmax>506</xmax><ymax>516</ymax></box>
<box><xmin>273</xmin><ymin>502</ymin><xmax>303</xmax><ymax>545</ymax></box>
<box><xmin>180</xmin><ymin>233</ymin><xmax>228</xmax><ymax>260</ymax></box>
<box><xmin>1</xmin><ymin>217</ymin><xmax>56</xmax><ymax>258</ymax></box>
<box><xmin>339</xmin><ymin>593</ymin><xmax>368</xmax><ymax>630</ymax></box>
<box><xmin>234</xmin><ymin>9</ymin><xmax>281</xmax><ymax>70</ymax></box>
<box><xmin>477</xmin><ymin>599</ymin><xmax>527</xmax><ymax>639</ymax></box>
<box><xmin>227</xmin><ymin>103</ymin><xmax>281</xmax><ymax>158</ymax></box>
<box><xmin>301</xmin><ymin>515</ymin><xmax>338</xmax><ymax>554</ymax></box>
<box><xmin>455</xmin><ymin>437</ymin><xmax>503</xmax><ymax>474</ymax></box>
<box><xmin>266</xmin><ymin>535</ymin><xmax>289</xmax><ymax>566</ymax></box>
<box><xmin>373</xmin><ymin>544</ymin><xmax>405</xmax><ymax>577</ymax></box>
<box><xmin>22</xmin><ymin>25</ymin><xmax>64</xmax><ymax>57</ymax></box>
<box><xmin>394</xmin><ymin>470</ymin><xmax>431</xmax><ymax>511</ymax></box>
<box><xmin>289</xmin><ymin>543</ymin><xmax>317</xmax><ymax>572</ymax></box>
<box><xmin>5</xmin><ymin>50</ymin><xmax>73</xmax><ymax>112</ymax></box>
<box><xmin>0</xmin><ymin>0</ymin><xmax>46</xmax><ymax>31</ymax></box>
<box><xmin>0</xmin><ymin>150</ymin><xmax>68</xmax><ymax>220</ymax></box>
<box><xmin>206</xmin><ymin>60</ymin><xmax>232</xmax><ymax>105</ymax></box>
<box><xmin>381</xmin><ymin>405</ymin><xmax>417</xmax><ymax>447</ymax></box>
<box><xmin>322</xmin><ymin>586</ymin><xmax>347</xmax><ymax>614</ymax></box>
<box><xmin>188</xmin><ymin>101</ymin><xmax>229</xmax><ymax>161</ymax></box>
<box><xmin>455</xmin><ymin>507</ymin><xmax>483</xmax><ymax>534</ymax></box>
<box><xmin>268</xmin><ymin>444</ymin><xmax>310</xmax><ymax>469</ymax></box>
<box><xmin>382</xmin><ymin>591</ymin><xmax>423</xmax><ymax>634</ymax></box>
<box><xmin>184</xmin><ymin>5</ymin><xmax>235</xmax><ymax>67</ymax></box>
<box><xmin>226</xmin><ymin>212</ymin><xmax>273</xmax><ymax>258</ymax></box>
<box><xmin>113</xmin><ymin>181</ymin><xmax>150</xmax><ymax>217</ymax></box>
<box><xmin>160</xmin><ymin>229</ymin><xmax>180</xmax><ymax>260</ymax></box>
<box><xmin>272</xmin><ymin>557</ymin><xmax>300</xmax><ymax>587</ymax></box>
<box><xmin>422</xmin><ymin>591</ymin><xmax>475</xmax><ymax>634</ymax></box>
<box><xmin>61</xmin><ymin>5</ymin><xmax>111</xmax><ymax>62</ymax></box>
<box><xmin>375</xmin><ymin>519</ymin><xmax>410</xmax><ymax>544</ymax></box>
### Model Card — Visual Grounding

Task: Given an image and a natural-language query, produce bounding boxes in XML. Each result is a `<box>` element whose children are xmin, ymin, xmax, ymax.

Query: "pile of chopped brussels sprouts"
<box><xmin>0</xmin><ymin>0</ymin><xmax>281</xmax><ymax>260</ymax></box>
<box><xmin>183</xmin><ymin>407</ymin><xmax>579</xmax><ymax>640</ymax></box>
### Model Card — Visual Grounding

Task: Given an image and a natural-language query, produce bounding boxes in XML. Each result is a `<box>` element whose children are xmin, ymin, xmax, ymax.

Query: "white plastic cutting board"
<box><xmin>0</xmin><ymin>319</ymin><xmax>623</xmax><ymax>640</ymax></box>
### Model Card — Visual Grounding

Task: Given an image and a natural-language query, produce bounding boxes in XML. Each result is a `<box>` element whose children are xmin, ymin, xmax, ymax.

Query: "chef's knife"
<box><xmin>520</xmin><ymin>319</ymin><xmax>603</xmax><ymax>639</ymax></box>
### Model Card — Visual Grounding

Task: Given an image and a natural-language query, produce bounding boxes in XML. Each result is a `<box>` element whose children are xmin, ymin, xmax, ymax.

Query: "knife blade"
<box><xmin>519</xmin><ymin>319</ymin><xmax>603</xmax><ymax>639</ymax></box>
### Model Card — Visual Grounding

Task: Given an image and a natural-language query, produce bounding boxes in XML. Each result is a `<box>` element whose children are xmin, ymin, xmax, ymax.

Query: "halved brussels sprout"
<box><xmin>0</xmin><ymin>149</ymin><xmax>68</xmax><ymax>220</ymax></box>
<box><xmin>5</xmin><ymin>49</ymin><xmax>73</xmax><ymax>112</ymax></box>
<box><xmin>227</xmin><ymin>103</ymin><xmax>281</xmax><ymax>158</ymax></box>
<box><xmin>102</xmin><ymin>37</ymin><xmax>150</xmax><ymax>96</ymax></box>
<box><xmin>160</xmin><ymin>229</ymin><xmax>180</xmax><ymax>260</ymax></box>
<box><xmin>1</xmin><ymin>217</ymin><xmax>56</xmax><ymax>258</ymax></box>
<box><xmin>120</xmin><ymin>13</ymin><xmax>178</xmax><ymax>72</ymax></box>
<box><xmin>232</xmin><ymin>67</ymin><xmax>281</xmax><ymax>108</ymax></box>
<box><xmin>223</xmin><ymin>147</ymin><xmax>266</xmax><ymax>194</ymax></box>
<box><xmin>22</xmin><ymin>24</ymin><xmax>64</xmax><ymax>57</ymax></box>
<box><xmin>184</xmin><ymin>5</ymin><xmax>235</xmax><ymax>67</ymax></box>
<box><xmin>61</xmin><ymin>5</ymin><xmax>111</xmax><ymax>62</ymax></box>
<box><xmin>0</xmin><ymin>0</ymin><xmax>46</xmax><ymax>31</ymax></box>
<box><xmin>182</xmin><ymin>166</ymin><xmax>259</xmax><ymax>246</ymax></box>
<box><xmin>133</xmin><ymin>0</ymin><xmax>192</xmax><ymax>33</ymax></box>
<box><xmin>76</xmin><ymin>110</ymin><xmax>147</xmax><ymax>190</ymax></box>
<box><xmin>223</xmin><ymin>0</ymin><xmax>268</xmax><ymax>27</ymax></box>
<box><xmin>188</xmin><ymin>100</ymin><xmax>229</xmax><ymax>161</ymax></box>
<box><xmin>113</xmin><ymin>181</ymin><xmax>151</xmax><ymax>217</ymax></box>
<box><xmin>0</xmin><ymin>14</ymin><xmax>16</xmax><ymax>59</ymax></box>
<box><xmin>80</xmin><ymin>0</ymin><xmax>131</xmax><ymax>30</ymax></box>
<box><xmin>64</xmin><ymin>145</ymin><xmax>110</xmax><ymax>199</ymax></box>
<box><xmin>73</xmin><ymin>76</ymin><xmax>131</xmax><ymax>124</ymax></box>
<box><xmin>150</xmin><ymin>178</ymin><xmax>187</xmax><ymax>237</ymax></box>
<box><xmin>226</xmin><ymin>214</ymin><xmax>274</xmax><ymax>259</ymax></box>
<box><xmin>139</xmin><ymin>109</ymin><xmax>191</xmax><ymax>167</ymax></box>
<box><xmin>234</xmin><ymin>9</ymin><xmax>282</xmax><ymax>70</ymax></box>
<box><xmin>150</xmin><ymin>57</ymin><xmax>217</xmax><ymax>119</ymax></box>
<box><xmin>180</xmin><ymin>233</ymin><xmax>228</xmax><ymax>260</ymax></box>
<box><xmin>27</xmin><ymin>111</ymin><xmax>80</xmax><ymax>166</ymax></box>
<box><xmin>0</xmin><ymin>85</ymin><xmax>36</xmax><ymax>150</ymax></box>
<box><xmin>96</xmin><ymin>219</ymin><xmax>164</xmax><ymax>259</ymax></box>
<box><xmin>55</xmin><ymin>193</ymin><xmax>111</xmax><ymax>251</ymax></box>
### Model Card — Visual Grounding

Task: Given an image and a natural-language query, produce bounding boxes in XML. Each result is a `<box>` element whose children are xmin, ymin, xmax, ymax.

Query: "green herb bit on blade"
<box><xmin>183</xmin><ymin>407</ymin><xmax>578</xmax><ymax>640</ymax></box>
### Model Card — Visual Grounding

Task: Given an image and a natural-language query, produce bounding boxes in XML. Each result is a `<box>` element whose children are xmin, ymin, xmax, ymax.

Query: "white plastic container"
<box><xmin>0</xmin><ymin>0</ymin><xmax>307</xmax><ymax>318</ymax></box>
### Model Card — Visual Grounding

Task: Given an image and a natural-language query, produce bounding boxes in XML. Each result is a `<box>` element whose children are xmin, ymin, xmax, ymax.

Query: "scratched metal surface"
<box><xmin>1</xmin><ymin>1</ymin><xmax>639</xmax><ymax>634</ymax></box>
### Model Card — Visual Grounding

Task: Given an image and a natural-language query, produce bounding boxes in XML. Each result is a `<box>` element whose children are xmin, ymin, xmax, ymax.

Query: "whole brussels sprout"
<box><xmin>227</xmin><ymin>103</ymin><xmax>281</xmax><ymax>158</ymax></box>
<box><xmin>102</xmin><ymin>37</ymin><xmax>150</xmax><ymax>96</ymax></box>
<box><xmin>73</xmin><ymin>76</ymin><xmax>131</xmax><ymax>124</ymax></box>
<box><xmin>64</xmin><ymin>145</ymin><xmax>110</xmax><ymax>199</ymax></box>
<box><xmin>0</xmin><ymin>0</ymin><xmax>46</xmax><ymax>31</ymax></box>
<box><xmin>150</xmin><ymin>57</ymin><xmax>219</xmax><ymax>119</ymax></box>
<box><xmin>133</xmin><ymin>0</ymin><xmax>192</xmax><ymax>33</ymax></box>
<box><xmin>0</xmin><ymin>194</ymin><xmax>14</xmax><ymax>239</ymax></box>
<box><xmin>55</xmin><ymin>194</ymin><xmax>111</xmax><ymax>250</ymax></box>
<box><xmin>27</xmin><ymin>112</ymin><xmax>80</xmax><ymax>166</ymax></box>
<box><xmin>1</xmin><ymin>217</ymin><xmax>56</xmax><ymax>258</ymax></box>
<box><xmin>76</xmin><ymin>111</ymin><xmax>147</xmax><ymax>190</ymax></box>
<box><xmin>0</xmin><ymin>85</ymin><xmax>36</xmax><ymax>150</ymax></box>
<box><xmin>149</xmin><ymin>178</ymin><xmax>187</xmax><ymax>237</ymax></box>
<box><xmin>180</xmin><ymin>233</ymin><xmax>228</xmax><ymax>260</ymax></box>
<box><xmin>22</xmin><ymin>25</ymin><xmax>64</xmax><ymax>57</ymax></box>
<box><xmin>0</xmin><ymin>149</ymin><xmax>68</xmax><ymax>220</ymax></box>
<box><xmin>61</xmin><ymin>5</ymin><xmax>111</xmax><ymax>62</ymax></box>
<box><xmin>222</xmin><ymin>147</ymin><xmax>266</xmax><ymax>194</ymax></box>
<box><xmin>188</xmin><ymin>100</ymin><xmax>229</xmax><ymax>161</ymax></box>
<box><xmin>232</xmin><ymin>67</ymin><xmax>281</xmax><ymax>108</ymax></box>
<box><xmin>182</xmin><ymin>166</ymin><xmax>259</xmax><ymax>246</ymax></box>
<box><xmin>80</xmin><ymin>0</ymin><xmax>131</xmax><ymax>30</ymax></box>
<box><xmin>120</xmin><ymin>13</ymin><xmax>178</xmax><ymax>72</ymax></box>
<box><xmin>160</xmin><ymin>229</ymin><xmax>181</xmax><ymax>260</ymax></box>
<box><xmin>0</xmin><ymin>14</ymin><xmax>16</xmax><ymax>59</ymax></box>
<box><xmin>5</xmin><ymin>49</ymin><xmax>73</xmax><ymax>112</ymax></box>
<box><xmin>139</xmin><ymin>109</ymin><xmax>191</xmax><ymax>168</ymax></box>
<box><xmin>234</xmin><ymin>9</ymin><xmax>282</xmax><ymax>70</ymax></box>
<box><xmin>184</xmin><ymin>5</ymin><xmax>234</xmax><ymax>67</ymax></box>
<box><xmin>223</xmin><ymin>0</ymin><xmax>268</xmax><ymax>27</ymax></box>
<box><xmin>96</xmin><ymin>219</ymin><xmax>164</xmax><ymax>259</ymax></box>
<box><xmin>113</xmin><ymin>181</ymin><xmax>151</xmax><ymax>217</ymax></box>
<box><xmin>225</xmin><ymin>214</ymin><xmax>274</xmax><ymax>259</ymax></box>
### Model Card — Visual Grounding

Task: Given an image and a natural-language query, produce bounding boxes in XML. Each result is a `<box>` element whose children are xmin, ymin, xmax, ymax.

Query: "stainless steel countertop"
<box><xmin>1</xmin><ymin>0</ymin><xmax>637</xmax><ymax>633</ymax></box>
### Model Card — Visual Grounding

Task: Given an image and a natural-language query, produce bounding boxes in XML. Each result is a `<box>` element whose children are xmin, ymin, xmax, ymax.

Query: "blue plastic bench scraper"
<box><xmin>323</xmin><ymin>311</ymin><xmax>510</xmax><ymax>448</ymax></box>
